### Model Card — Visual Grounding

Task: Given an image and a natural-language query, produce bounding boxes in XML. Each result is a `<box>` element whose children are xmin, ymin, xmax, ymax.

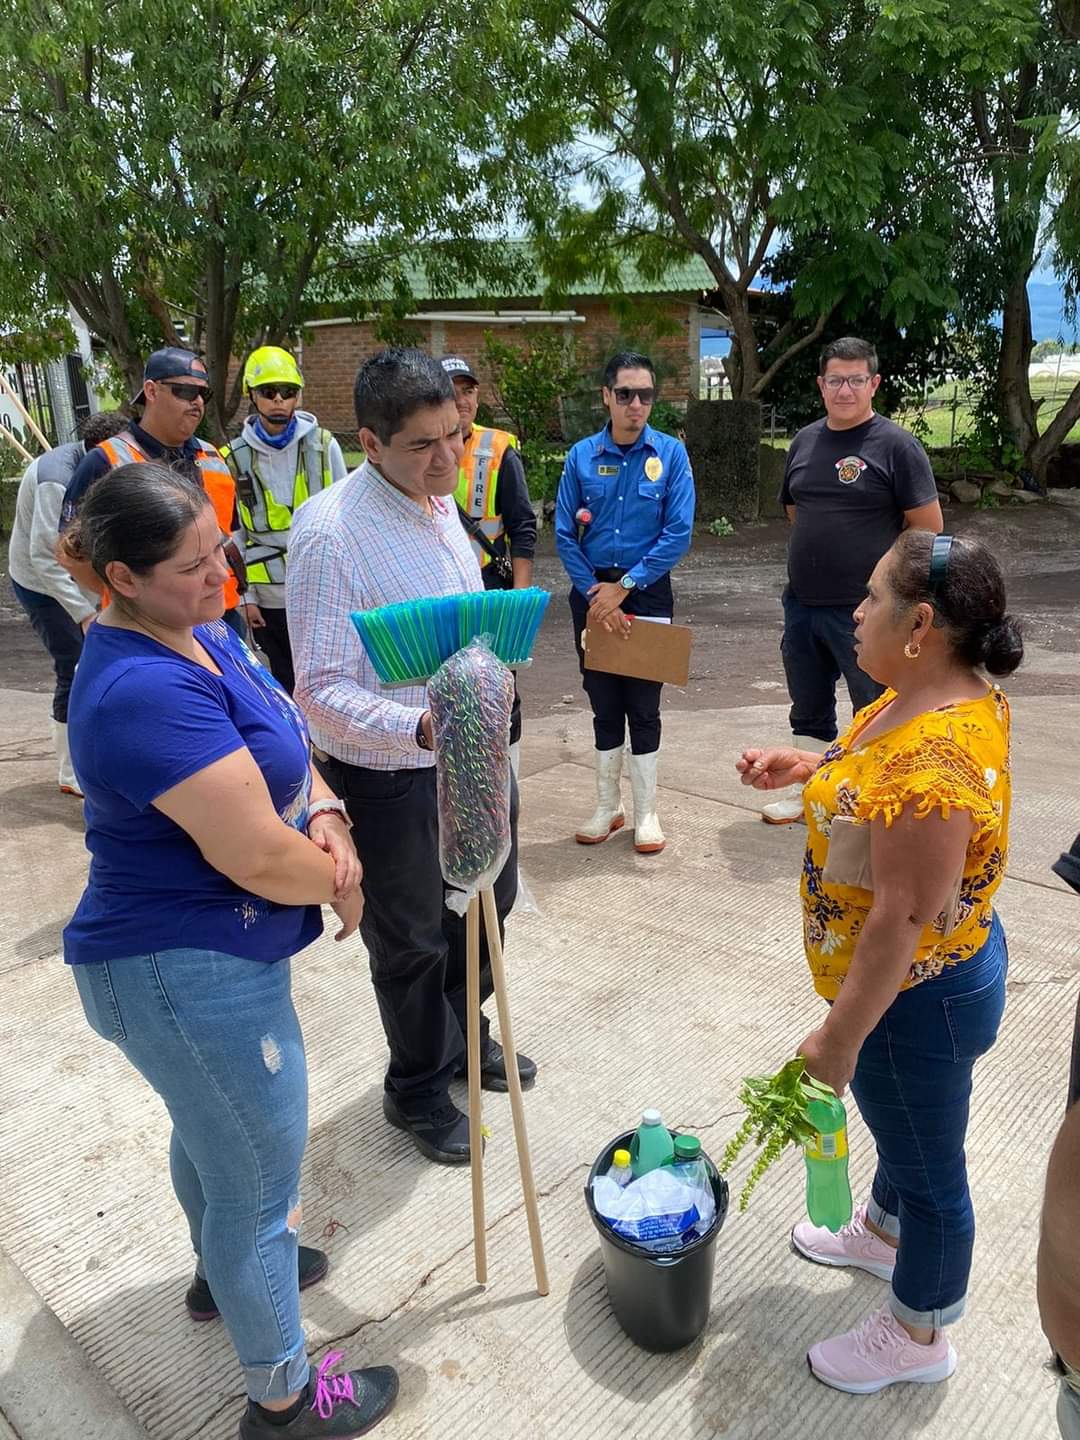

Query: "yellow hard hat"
<box><xmin>243</xmin><ymin>345</ymin><xmax>303</xmax><ymax>391</ymax></box>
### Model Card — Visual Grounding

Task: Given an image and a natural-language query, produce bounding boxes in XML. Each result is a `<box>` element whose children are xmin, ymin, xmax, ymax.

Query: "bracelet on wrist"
<box><xmin>306</xmin><ymin>797</ymin><xmax>351</xmax><ymax>830</ymax></box>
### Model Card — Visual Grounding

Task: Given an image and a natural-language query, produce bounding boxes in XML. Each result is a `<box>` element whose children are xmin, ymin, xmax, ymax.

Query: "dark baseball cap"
<box><xmin>133</xmin><ymin>347</ymin><xmax>210</xmax><ymax>405</ymax></box>
<box><xmin>440</xmin><ymin>355</ymin><xmax>479</xmax><ymax>385</ymax></box>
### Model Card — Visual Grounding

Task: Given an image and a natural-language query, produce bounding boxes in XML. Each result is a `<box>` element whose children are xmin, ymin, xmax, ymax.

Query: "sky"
<box><xmin>699</xmin><ymin>279</ymin><xmax>1080</xmax><ymax>360</ymax></box>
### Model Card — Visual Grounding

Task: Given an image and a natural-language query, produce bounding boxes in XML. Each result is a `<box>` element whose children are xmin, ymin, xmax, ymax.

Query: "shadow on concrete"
<box><xmin>562</xmin><ymin>1250</ymin><xmax>702</xmax><ymax>1401</ymax></box>
<box><xmin>0</xmin><ymin>778</ymin><xmax>86</xmax><ymax>832</ymax></box>
<box><xmin>11</xmin><ymin>916</ymin><xmax>66</xmax><ymax>962</ymax></box>
<box><xmin>687</xmin><ymin>1281</ymin><xmax>949</xmax><ymax>1438</ymax></box>
<box><xmin>710</xmin><ymin>817</ymin><xmax>804</xmax><ymax>887</ymax></box>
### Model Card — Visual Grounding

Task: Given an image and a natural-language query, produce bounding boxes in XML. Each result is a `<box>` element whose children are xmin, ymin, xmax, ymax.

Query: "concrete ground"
<box><xmin>1</xmin><ymin>503</ymin><xmax>1079</xmax><ymax>1440</ymax></box>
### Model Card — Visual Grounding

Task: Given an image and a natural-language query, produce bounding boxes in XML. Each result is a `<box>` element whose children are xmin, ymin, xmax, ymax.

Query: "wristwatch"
<box><xmin>619</xmin><ymin>573</ymin><xmax>637</xmax><ymax>591</ymax></box>
<box><xmin>306</xmin><ymin>798</ymin><xmax>352</xmax><ymax>830</ymax></box>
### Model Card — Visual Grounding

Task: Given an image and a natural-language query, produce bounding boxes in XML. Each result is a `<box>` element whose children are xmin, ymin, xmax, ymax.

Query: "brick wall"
<box><xmin>296</xmin><ymin>296</ymin><xmax>699</xmax><ymax>437</ymax></box>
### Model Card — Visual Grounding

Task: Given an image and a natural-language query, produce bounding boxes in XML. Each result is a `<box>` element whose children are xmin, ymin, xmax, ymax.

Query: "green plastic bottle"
<box><xmin>662</xmin><ymin>1134</ymin><xmax>703</xmax><ymax>1165</ymax></box>
<box><xmin>804</xmin><ymin>1094</ymin><xmax>853</xmax><ymax>1233</ymax></box>
<box><xmin>629</xmin><ymin>1109</ymin><xmax>674</xmax><ymax>1178</ymax></box>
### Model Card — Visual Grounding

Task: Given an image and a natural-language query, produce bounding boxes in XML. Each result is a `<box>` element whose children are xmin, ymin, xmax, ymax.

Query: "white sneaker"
<box><xmin>791</xmin><ymin>1205</ymin><xmax>897</xmax><ymax>1281</ymax></box>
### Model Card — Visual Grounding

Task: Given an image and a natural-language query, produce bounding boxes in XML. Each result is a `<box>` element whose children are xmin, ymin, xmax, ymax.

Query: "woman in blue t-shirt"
<box><xmin>61</xmin><ymin>464</ymin><xmax>398</xmax><ymax>1440</ymax></box>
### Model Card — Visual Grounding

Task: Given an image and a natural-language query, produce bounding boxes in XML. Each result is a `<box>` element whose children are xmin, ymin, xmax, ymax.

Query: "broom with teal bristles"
<box><xmin>350</xmin><ymin>586</ymin><xmax>551</xmax><ymax>685</ymax></box>
<box><xmin>349</xmin><ymin>590</ymin><xmax>551</xmax><ymax>1296</ymax></box>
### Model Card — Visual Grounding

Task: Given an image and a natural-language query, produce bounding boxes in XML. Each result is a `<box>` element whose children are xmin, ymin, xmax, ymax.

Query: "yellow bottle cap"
<box><xmin>613</xmin><ymin>1148</ymin><xmax>631</xmax><ymax>1168</ymax></box>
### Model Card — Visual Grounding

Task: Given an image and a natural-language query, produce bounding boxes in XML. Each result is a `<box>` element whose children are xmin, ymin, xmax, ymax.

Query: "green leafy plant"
<box><xmin>721</xmin><ymin>1057</ymin><xmax>838</xmax><ymax>1211</ymax></box>
<box><xmin>707</xmin><ymin>516</ymin><xmax>734</xmax><ymax>537</ymax></box>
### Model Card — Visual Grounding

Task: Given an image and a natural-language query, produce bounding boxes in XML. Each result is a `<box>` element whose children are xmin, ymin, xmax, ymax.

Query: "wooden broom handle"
<box><xmin>0</xmin><ymin>372</ymin><xmax>51</xmax><ymax>452</ymax></box>
<box><xmin>481</xmin><ymin>885</ymin><xmax>549</xmax><ymax>1295</ymax></box>
<box><xmin>466</xmin><ymin>894</ymin><xmax>487</xmax><ymax>1284</ymax></box>
<box><xmin>0</xmin><ymin>421</ymin><xmax>32</xmax><ymax>464</ymax></box>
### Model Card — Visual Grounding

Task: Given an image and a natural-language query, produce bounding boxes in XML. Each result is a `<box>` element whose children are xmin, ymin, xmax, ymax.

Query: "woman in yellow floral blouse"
<box><xmin>738</xmin><ymin>529</ymin><xmax>1022</xmax><ymax>1396</ymax></box>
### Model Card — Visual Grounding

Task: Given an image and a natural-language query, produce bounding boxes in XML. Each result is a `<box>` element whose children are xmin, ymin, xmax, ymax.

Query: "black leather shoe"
<box><xmin>186</xmin><ymin>1245</ymin><xmax>329</xmax><ymax>1322</ymax></box>
<box><xmin>456</xmin><ymin>1038</ymin><xmax>538</xmax><ymax>1094</ymax></box>
<box><xmin>382</xmin><ymin>1093</ymin><xmax>476</xmax><ymax>1164</ymax></box>
<box><xmin>238</xmin><ymin>1359</ymin><xmax>399</xmax><ymax>1437</ymax></box>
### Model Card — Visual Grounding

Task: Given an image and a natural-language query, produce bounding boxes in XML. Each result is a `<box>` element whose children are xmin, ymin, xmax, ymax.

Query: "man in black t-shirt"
<box><xmin>764</xmin><ymin>336</ymin><xmax>942</xmax><ymax>823</ymax></box>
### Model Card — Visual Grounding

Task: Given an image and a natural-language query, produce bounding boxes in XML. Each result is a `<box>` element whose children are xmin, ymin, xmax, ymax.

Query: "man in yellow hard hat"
<box><xmin>222</xmin><ymin>346</ymin><xmax>347</xmax><ymax>692</ymax></box>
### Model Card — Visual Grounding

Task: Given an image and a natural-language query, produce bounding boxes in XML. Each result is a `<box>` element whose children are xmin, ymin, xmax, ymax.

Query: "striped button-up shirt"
<box><xmin>286</xmin><ymin>460</ymin><xmax>481</xmax><ymax>770</ymax></box>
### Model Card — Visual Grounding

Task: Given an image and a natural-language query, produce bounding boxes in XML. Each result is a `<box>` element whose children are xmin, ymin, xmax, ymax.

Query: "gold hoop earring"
<box><xmin>904</xmin><ymin>641</ymin><xmax>921</xmax><ymax>660</ymax></box>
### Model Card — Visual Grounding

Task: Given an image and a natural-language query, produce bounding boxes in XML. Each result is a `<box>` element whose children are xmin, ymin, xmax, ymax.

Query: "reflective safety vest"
<box><xmin>98</xmin><ymin>432</ymin><xmax>242</xmax><ymax>609</ymax></box>
<box><xmin>221</xmin><ymin>430</ymin><xmax>335</xmax><ymax>586</ymax></box>
<box><xmin>455</xmin><ymin>425</ymin><xmax>517</xmax><ymax>568</ymax></box>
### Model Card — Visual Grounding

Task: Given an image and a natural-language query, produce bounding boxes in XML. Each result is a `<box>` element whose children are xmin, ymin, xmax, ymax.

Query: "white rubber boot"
<box><xmin>509</xmin><ymin>740</ymin><xmax>521</xmax><ymax>781</ymax></box>
<box><xmin>627</xmin><ymin>750</ymin><xmax>665</xmax><ymax>854</ymax></box>
<box><xmin>53</xmin><ymin>719</ymin><xmax>83</xmax><ymax>797</ymax></box>
<box><xmin>761</xmin><ymin>734</ymin><xmax>824</xmax><ymax>825</ymax></box>
<box><xmin>575</xmin><ymin>747</ymin><xmax>625</xmax><ymax>844</ymax></box>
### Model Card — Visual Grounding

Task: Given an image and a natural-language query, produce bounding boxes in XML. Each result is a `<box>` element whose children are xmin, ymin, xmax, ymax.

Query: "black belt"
<box><xmin>594</xmin><ymin>567</ymin><xmax>628</xmax><ymax>583</ymax></box>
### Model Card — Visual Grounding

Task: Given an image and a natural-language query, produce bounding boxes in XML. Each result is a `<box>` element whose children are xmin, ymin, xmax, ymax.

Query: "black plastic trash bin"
<box><xmin>585</xmin><ymin>1130</ymin><xmax>729</xmax><ymax>1352</ymax></box>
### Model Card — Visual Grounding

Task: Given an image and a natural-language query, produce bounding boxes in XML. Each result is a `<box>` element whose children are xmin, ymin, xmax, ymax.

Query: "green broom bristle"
<box><xmin>351</xmin><ymin>587</ymin><xmax>552</xmax><ymax>684</ymax></box>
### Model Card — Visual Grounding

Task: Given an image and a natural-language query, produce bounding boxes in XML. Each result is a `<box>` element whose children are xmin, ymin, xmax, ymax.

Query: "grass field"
<box><xmin>895</xmin><ymin>373</ymin><xmax>1080</xmax><ymax>448</ymax></box>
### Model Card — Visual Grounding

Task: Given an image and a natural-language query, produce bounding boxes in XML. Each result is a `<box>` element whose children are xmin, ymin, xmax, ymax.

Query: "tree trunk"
<box><xmin>997</xmin><ymin>269</ymin><xmax>1038</xmax><ymax>458</ymax></box>
<box><xmin>1027</xmin><ymin>377</ymin><xmax>1080</xmax><ymax>489</ymax></box>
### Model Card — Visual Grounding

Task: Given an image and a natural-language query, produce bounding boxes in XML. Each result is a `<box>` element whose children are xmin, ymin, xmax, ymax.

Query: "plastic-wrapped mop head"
<box><xmin>429</xmin><ymin>636</ymin><xmax>514</xmax><ymax>912</ymax></box>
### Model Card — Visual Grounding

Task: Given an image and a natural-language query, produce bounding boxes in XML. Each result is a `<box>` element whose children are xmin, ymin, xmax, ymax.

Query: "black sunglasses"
<box><xmin>162</xmin><ymin>382</ymin><xmax>212</xmax><ymax>404</ymax></box>
<box><xmin>612</xmin><ymin>386</ymin><xmax>655</xmax><ymax>406</ymax></box>
<box><xmin>254</xmin><ymin>384</ymin><xmax>301</xmax><ymax>401</ymax></box>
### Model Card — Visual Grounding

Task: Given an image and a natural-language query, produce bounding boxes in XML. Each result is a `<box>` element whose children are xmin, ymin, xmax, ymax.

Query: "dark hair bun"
<box><xmin>980</xmin><ymin>615</ymin><xmax>1023</xmax><ymax>677</ymax></box>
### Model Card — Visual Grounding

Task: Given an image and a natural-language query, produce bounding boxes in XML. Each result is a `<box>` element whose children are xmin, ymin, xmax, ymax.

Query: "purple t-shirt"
<box><xmin>64</xmin><ymin>619</ymin><xmax>321</xmax><ymax>965</ymax></box>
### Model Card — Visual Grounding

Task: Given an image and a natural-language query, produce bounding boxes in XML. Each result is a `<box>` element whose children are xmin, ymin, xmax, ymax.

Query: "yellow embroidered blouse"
<box><xmin>800</xmin><ymin>686</ymin><xmax>1011</xmax><ymax>1000</ymax></box>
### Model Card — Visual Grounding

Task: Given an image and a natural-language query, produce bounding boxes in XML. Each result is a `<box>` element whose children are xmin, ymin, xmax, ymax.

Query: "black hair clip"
<box><xmin>928</xmin><ymin>534</ymin><xmax>953</xmax><ymax>598</ymax></box>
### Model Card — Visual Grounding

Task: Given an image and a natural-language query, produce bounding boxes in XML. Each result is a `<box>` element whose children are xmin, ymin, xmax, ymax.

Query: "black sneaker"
<box><xmin>382</xmin><ymin>1093</ymin><xmax>476</xmax><ymax>1164</ymax></box>
<box><xmin>186</xmin><ymin>1245</ymin><xmax>329</xmax><ymax>1322</ymax></box>
<box><xmin>238</xmin><ymin>1353</ymin><xmax>398</xmax><ymax>1438</ymax></box>
<box><xmin>455</xmin><ymin>1038</ymin><xmax>538</xmax><ymax>1094</ymax></box>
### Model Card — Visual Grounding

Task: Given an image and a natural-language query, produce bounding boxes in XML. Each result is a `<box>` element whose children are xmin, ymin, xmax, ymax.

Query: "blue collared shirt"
<box><xmin>555</xmin><ymin>423</ymin><xmax>695</xmax><ymax>597</ymax></box>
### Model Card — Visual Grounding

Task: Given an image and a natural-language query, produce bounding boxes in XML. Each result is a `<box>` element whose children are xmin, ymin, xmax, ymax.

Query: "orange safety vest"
<box><xmin>455</xmin><ymin>425</ymin><xmax>517</xmax><ymax>568</ymax></box>
<box><xmin>98</xmin><ymin>432</ymin><xmax>242</xmax><ymax>609</ymax></box>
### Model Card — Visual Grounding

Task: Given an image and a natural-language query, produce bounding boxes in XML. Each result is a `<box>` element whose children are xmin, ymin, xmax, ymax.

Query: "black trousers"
<box><xmin>569</xmin><ymin>571</ymin><xmax>673</xmax><ymax>755</ymax></box>
<box><xmin>317</xmin><ymin>758</ymin><xmax>519</xmax><ymax>1115</ymax></box>
<box><xmin>251</xmin><ymin>605</ymin><xmax>295</xmax><ymax>695</ymax></box>
<box><xmin>11</xmin><ymin>578</ymin><xmax>83</xmax><ymax>722</ymax></box>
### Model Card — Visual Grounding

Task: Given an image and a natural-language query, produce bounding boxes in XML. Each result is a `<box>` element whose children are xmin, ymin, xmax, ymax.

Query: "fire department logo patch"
<box><xmin>835</xmin><ymin>455</ymin><xmax>867</xmax><ymax>485</ymax></box>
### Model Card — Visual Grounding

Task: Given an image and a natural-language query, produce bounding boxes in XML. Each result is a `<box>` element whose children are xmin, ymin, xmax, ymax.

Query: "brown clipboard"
<box><xmin>584</xmin><ymin>615</ymin><xmax>692</xmax><ymax>685</ymax></box>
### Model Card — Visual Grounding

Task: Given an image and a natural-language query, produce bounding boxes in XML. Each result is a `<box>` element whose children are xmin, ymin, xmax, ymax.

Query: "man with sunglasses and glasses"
<box><xmin>765</xmin><ymin>336</ymin><xmax>942</xmax><ymax>824</ymax></box>
<box><xmin>60</xmin><ymin>347</ymin><xmax>248</xmax><ymax>638</ymax></box>
<box><xmin>222</xmin><ymin>346</ymin><xmax>346</xmax><ymax>693</ymax></box>
<box><xmin>556</xmin><ymin>350</ymin><xmax>695</xmax><ymax>855</ymax></box>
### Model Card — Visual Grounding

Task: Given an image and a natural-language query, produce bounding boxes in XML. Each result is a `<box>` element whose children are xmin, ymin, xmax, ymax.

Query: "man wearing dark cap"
<box><xmin>60</xmin><ymin>348</ymin><xmax>247</xmax><ymax>634</ymax></box>
<box><xmin>440</xmin><ymin>354</ymin><xmax>535</xmax><ymax>773</ymax></box>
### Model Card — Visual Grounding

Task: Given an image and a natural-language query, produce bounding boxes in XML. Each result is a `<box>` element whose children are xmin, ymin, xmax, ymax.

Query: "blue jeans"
<box><xmin>11</xmin><ymin>577</ymin><xmax>84</xmax><ymax>722</ymax></box>
<box><xmin>781</xmin><ymin>588</ymin><xmax>883</xmax><ymax>741</ymax></box>
<box><xmin>1060</xmin><ymin>1379</ymin><xmax>1080</xmax><ymax>1440</ymax></box>
<box><xmin>850</xmin><ymin>912</ymin><xmax>1008</xmax><ymax>1328</ymax></box>
<box><xmin>73</xmin><ymin>950</ymin><xmax>310</xmax><ymax>1402</ymax></box>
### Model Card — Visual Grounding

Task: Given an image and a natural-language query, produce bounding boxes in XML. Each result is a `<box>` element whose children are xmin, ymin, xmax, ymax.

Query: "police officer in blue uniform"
<box><xmin>555</xmin><ymin>351</ymin><xmax>695</xmax><ymax>855</ymax></box>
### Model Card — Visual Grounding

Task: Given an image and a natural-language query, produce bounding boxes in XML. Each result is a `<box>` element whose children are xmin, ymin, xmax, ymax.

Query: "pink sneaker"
<box><xmin>791</xmin><ymin>1205</ymin><xmax>897</xmax><ymax>1281</ymax></box>
<box><xmin>808</xmin><ymin>1306</ymin><xmax>958</xmax><ymax>1394</ymax></box>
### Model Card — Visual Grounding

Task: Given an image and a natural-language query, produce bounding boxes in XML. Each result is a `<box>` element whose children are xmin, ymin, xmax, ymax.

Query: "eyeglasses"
<box><xmin>162</xmin><ymin>382</ymin><xmax>212</xmax><ymax>403</ymax></box>
<box><xmin>612</xmin><ymin>387</ymin><xmax>655</xmax><ymax>406</ymax></box>
<box><xmin>254</xmin><ymin>384</ymin><xmax>300</xmax><ymax>401</ymax></box>
<box><xmin>821</xmin><ymin>375</ymin><xmax>872</xmax><ymax>391</ymax></box>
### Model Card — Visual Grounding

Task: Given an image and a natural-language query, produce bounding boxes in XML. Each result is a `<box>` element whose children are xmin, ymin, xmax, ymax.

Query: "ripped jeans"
<box><xmin>73</xmin><ymin>949</ymin><xmax>309</xmax><ymax>1402</ymax></box>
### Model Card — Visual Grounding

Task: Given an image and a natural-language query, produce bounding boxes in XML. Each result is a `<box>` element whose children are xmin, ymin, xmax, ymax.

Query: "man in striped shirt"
<box><xmin>287</xmin><ymin>349</ymin><xmax>536</xmax><ymax>1165</ymax></box>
